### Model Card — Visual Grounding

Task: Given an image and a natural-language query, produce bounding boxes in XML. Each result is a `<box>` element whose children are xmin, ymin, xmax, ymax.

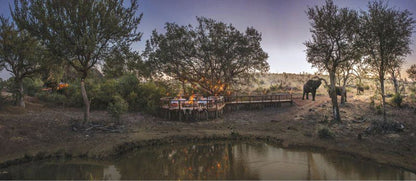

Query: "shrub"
<box><xmin>64</xmin><ymin>83</ymin><xmax>83</xmax><ymax>107</ymax></box>
<box><xmin>390</xmin><ymin>93</ymin><xmax>403</xmax><ymax>107</ymax></box>
<box><xmin>318</xmin><ymin>127</ymin><xmax>333</xmax><ymax>139</ymax></box>
<box><xmin>136</xmin><ymin>82</ymin><xmax>167</xmax><ymax>114</ymax></box>
<box><xmin>0</xmin><ymin>80</ymin><xmax>4</xmax><ymax>109</ymax></box>
<box><xmin>410</xmin><ymin>93</ymin><xmax>416</xmax><ymax>103</ymax></box>
<box><xmin>107</xmin><ymin>95</ymin><xmax>128</xmax><ymax>122</ymax></box>
<box><xmin>363</xmin><ymin>84</ymin><xmax>370</xmax><ymax>90</ymax></box>
<box><xmin>36</xmin><ymin>91</ymin><xmax>66</xmax><ymax>105</ymax></box>
<box><xmin>23</xmin><ymin>78</ymin><xmax>43</xmax><ymax>96</ymax></box>
<box><xmin>365</xmin><ymin>121</ymin><xmax>404</xmax><ymax>135</ymax></box>
<box><xmin>269</xmin><ymin>84</ymin><xmax>278</xmax><ymax>92</ymax></box>
<box><xmin>117</xmin><ymin>74</ymin><xmax>139</xmax><ymax>98</ymax></box>
<box><xmin>375</xmin><ymin>104</ymin><xmax>383</xmax><ymax>114</ymax></box>
<box><xmin>90</xmin><ymin>79</ymin><xmax>117</xmax><ymax>109</ymax></box>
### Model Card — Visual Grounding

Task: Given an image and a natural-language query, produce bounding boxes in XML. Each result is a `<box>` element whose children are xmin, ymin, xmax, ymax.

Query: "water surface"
<box><xmin>1</xmin><ymin>142</ymin><xmax>415</xmax><ymax>180</ymax></box>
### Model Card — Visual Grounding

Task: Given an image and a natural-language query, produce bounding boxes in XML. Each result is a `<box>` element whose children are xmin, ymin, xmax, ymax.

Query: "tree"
<box><xmin>103</xmin><ymin>44</ymin><xmax>145</xmax><ymax>79</ymax></box>
<box><xmin>0</xmin><ymin>16</ymin><xmax>44</xmax><ymax>108</ymax></box>
<box><xmin>305</xmin><ymin>0</ymin><xmax>359</xmax><ymax>122</ymax></box>
<box><xmin>144</xmin><ymin>17</ymin><xmax>269</xmax><ymax>96</ymax></box>
<box><xmin>12</xmin><ymin>0</ymin><xmax>143</xmax><ymax>121</ymax></box>
<box><xmin>353</xmin><ymin>59</ymin><xmax>371</xmax><ymax>86</ymax></box>
<box><xmin>389</xmin><ymin>59</ymin><xmax>403</xmax><ymax>95</ymax></box>
<box><xmin>360</xmin><ymin>1</ymin><xmax>414</xmax><ymax>121</ymax></box>
<box><xmin>406</xmin><ymin>64</ymin><xmax>416</xmax><ymax>82</ymax></box>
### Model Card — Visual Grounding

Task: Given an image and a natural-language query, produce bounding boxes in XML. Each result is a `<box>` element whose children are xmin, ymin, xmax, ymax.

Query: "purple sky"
<box><xmin>1</xmin><ymin>0</ymin><xmax>416</xmax><ymax>79</ymax></box>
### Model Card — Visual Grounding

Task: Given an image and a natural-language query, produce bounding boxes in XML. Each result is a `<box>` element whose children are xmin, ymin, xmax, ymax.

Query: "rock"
<box><xmin>309</xmin><ymin>109</ymin><xmax>314</xmax><ymax>112</ymax></box>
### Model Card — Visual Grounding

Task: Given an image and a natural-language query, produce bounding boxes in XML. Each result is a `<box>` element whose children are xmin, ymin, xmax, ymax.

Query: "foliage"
<box><xmin>360</xmin><ymin>1</ymin><xmax>415</xmax><ymax>121</ymax></box>
<box><xmin>103</xmin><ymin>45</ymin><xmax>146</xmax><ymax>79</ymax></box>
<box><xmin>12</xmin><ymin>0</ymin><xmax>143</xmax><ymax>121</ymax></box>
<box><xmin>107</xmin><ymin>95</ymin><xmax>128</xmax><ymax>122</ymax></box>
<box><xmin>22</xmin><ymin>77</ymin><xmax>43</xmax><ymax>96</ymax></box>
<box><xmin>0</xmin><ymin>16</ymin><xmax>46</xmax><ymax>107</ymax></box>
<box><xmin>304</xmin><ymin>0</ymin><xmax>359</xmax><ymax>122</ymax></box>
<box><xmin>136</xmin><ymin>82</ymin><xmax>168</xmax><ymax>115</ymax></box>
<box><xmin>318</xmin><ymin>127</ymin><xmax>334</xmax><ymax>139</ymax></box>
<box><xmin>365</xmin><ymin>120</ymin><xmax>404</xmax><ymax>135</ymax></box>
<box><xmin>390</xmin><ymin>93</ymin><xmax>403</xmax><ymax>108</ymax></box>
<box><xmin>90</xmin><ymin>79</ymin><xmax>118</xmax><ymax>109</ymax></box>
<box><xmin>406</xmin><ymin>64</ymin><xmax>416</xmax><ymax>82</ymax></box>
<box><xmin>0</xmin><ymin>79</ymin><xmax>4</xmax><ymax>109</ymax></box>
<box><xmin>145</xmin><ymin>17</ymin><xmax>269</xmax><ymax>95</ymax></box>
<box><xmin>36</xmin><ymin>91</ymin><xmax>66</xmax><ymax>105</ymax></box>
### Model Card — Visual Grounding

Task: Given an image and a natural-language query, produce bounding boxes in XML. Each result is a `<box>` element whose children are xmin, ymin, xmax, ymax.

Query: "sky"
<box><xmin>0</xmin><ymin>0</ymin><xmax>416</xmax><ymax>80</ymax></box>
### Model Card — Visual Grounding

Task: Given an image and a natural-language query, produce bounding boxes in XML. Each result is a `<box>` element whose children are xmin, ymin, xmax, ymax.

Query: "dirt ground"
<box><xmin>0</xmin><ymin>93</ymin><xmax>415</xmax><ymax>172</ymax></box>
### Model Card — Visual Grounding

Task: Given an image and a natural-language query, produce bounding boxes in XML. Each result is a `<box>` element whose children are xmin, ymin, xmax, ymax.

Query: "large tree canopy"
<box><xmin>360</xmin><ymin>1</ymin><xmax>414</xmax><ymax>121</ymax></box>
<box><xmin>12</xmin><ymin>0</ymin><xmax>143</xmax><ymax>121</ymax></box>
<box><xmin>145</xmin><ymin>17</ymin><xmax>269</xmax><ymax>96</ymax></box>
<box><xmin>0</xmin><ymin>16</ymin><xmax>45</xmax><ymax>108</ymax></box>
<box><xmin>305</xmin><ymin>0</ymin><xmax>359</xmax><ymax>122</ymax></box>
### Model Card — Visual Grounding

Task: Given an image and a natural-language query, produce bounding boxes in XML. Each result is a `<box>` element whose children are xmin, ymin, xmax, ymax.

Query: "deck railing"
<box><xmin>160</xmin><ymin>93</ymin><xmax>292</xmax><ymax>111</ymax></box>
<box><xmin>224</xmin><ymin>93</ymin><xmax>292</xmax><ymax>104</ymax></box>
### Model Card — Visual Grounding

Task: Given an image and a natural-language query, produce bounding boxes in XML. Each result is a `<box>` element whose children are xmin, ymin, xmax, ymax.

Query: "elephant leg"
<box><xmin>312</xmin><ymin>91</ymin><xmax>316</xmax><ymax>101</ymax></box>
<box><xmin>306</xmin><ymin>92</ymin><xmax>309</xmax><ymax>100</ymax></box>
<box><xmin>345</xmin><ymin>92</ymin><xmax>347</xmax><ymax>102</ymax></box>
<box><xmin>302</xmin><ymin>91</ymin><xmax>305</xmax><ymax>100</ymax></box>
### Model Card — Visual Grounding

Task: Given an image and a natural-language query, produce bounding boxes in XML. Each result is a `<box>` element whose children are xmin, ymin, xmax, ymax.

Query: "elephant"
<box><xmin>303</xmin><ymin>78</ymin><xmax>322</xmax><ymax>101</ymax></box>
<box><xmin>356</xmin><ymin>85</ymin><xmax>364</xmax><ymax>95</ymax></box>
<box><xmin>335</xmin><ymin>86</ymin><xmax>347</xmax><ymax>102</ymax></box>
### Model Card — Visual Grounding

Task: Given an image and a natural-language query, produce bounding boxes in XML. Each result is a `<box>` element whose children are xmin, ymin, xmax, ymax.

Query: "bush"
<box><xmin>0</xmin><ymin>80</ymin><xmax>4</xmax><ymax>109</ymax></box>
<box><xmin>117</xmin><ymin>74</ymin><xmax>139</xmax><ymax>98</ymax></box>
<box><xmin>375</xmin><ymin>104</ymin><xmax>383</xmax><ymax>114</ymax></box>
<box><xmin>23</xmin><ymin>78</ymin><xmax>43</xmax><ymax>96</ymax></box>
<box><xmin>390</xmin><ymin>93</ymin><xmax>403</xmax><ymax>107</ymax></box>
<box><xmin>36</xmin><ymin>91</ymin><xmax>66</xmax><ymax>105</ymax></box>
<box><xmin>107</xmin><ymin>95</ymin><xmax>128</xmax><ymax>122</ymax></box>
<box><xmin>64</xmin><ymin>83</ymin><xmax>83</xmax><ymax>107</ymax></box>
<box><xmin>365</xmin><ymin>121</ymin><xmax>404</xmax><ymax>135</ymax></box>
<box><xmin>90</xmin><ymin>79</ymin><xmax>118</xmax><ymax>109</ymax></box>
<box><xmin>269</xmin><ymin>84</ymin><xmax>278</xmax><ymax>92</ymax></box>
<box><xmin>136</xmin><ymin>82</ymin><xmax>167</xmax><ymax>114</ymax></box>
<box><xmin>318</xmin><ymin>127</ymin><xmax>333</xmax><ymax>139</ymax></box>
<box><xmin>363</xmin><ymin>84</ymin><xmax>370</xmax><ymax>90</ymax></box>
<box><xmin>410</xmin><ymin>93</ymin><xmax>416</xmax><ymax>103</ymax></box>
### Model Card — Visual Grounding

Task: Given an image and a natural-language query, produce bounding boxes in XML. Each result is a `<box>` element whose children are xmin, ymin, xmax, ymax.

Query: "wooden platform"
<box><xmin>160</xmin><ymin>93</ymin><xmax>292</xmax><ymax>121</ymax></box>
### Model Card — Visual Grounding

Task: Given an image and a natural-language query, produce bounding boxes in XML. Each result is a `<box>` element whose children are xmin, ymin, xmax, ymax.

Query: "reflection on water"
<box><xmin>1</xmin><ymin>142</ymin><xmax>415</xmax><ymax>180</ymax></box>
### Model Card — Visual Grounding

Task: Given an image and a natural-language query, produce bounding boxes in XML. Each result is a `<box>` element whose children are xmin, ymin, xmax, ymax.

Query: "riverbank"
<box><xmin>0</xmin><ymin>94</ymin><xmax>415</xmax><ymax>173</ymax></box>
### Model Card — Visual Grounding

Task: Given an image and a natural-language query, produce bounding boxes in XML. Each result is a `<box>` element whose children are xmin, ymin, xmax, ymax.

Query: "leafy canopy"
<box><xmin>145</xmin><ymin>17</ymin><xmax>269</xmax><ymax>95</ymax></box>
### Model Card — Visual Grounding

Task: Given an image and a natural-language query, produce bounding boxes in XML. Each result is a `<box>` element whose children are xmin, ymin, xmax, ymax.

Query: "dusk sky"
<box><xmin>0</xmin><ymin>0</ymin><xmax>415</xmax><ymax>79</ymax></box>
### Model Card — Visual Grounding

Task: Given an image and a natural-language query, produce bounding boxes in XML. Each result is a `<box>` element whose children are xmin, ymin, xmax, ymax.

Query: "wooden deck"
<box><xmin>160</xmin><ymin>93</ymin><xmax>292</xmax><ymax>121</ymax></box>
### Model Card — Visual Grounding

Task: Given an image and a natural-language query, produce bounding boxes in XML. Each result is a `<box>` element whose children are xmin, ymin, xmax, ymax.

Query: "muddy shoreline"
<box><xmin>0</xmin><ymin>96</ymin><xmax>415</xmax><ymax>174</ymax></box>
<box><xmin>1</xmin><ymin>134</ymin><xmax>415</xmax><ymax>174</ymax></box>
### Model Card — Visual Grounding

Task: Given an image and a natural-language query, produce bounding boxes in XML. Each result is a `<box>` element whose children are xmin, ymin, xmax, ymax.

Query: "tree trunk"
<box><xmin>17</xmin><ymin>79</ymin><xmax>25</xmax><ymax>108</ymax></box>
<box><xmin>81</xmin><ymin>78</ymin><xmax>90</xmax><ymax>122</ymax></box>
<box><xmin>329</xmin><ymin>72</ymin><xmax>341</xmax><ymax>122</ymax></box>
<box><xmin>380</xmin><ymin>77</ymin><xmax>387</xmax><ymax>122</ymax></box>
<box><xmin>392</xmin><ymin>77</ymin><xmax>399</xmax><ymax>94</ymax></box>
<box><xmin>340</xmin><ymin>86</ymin><xmax>346</xmax><ymax>105</ymax></box>
<box><xmin>340</xmin><ymin>77</ymin><xmax>347</xmax><ymax>105</ymax></box>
